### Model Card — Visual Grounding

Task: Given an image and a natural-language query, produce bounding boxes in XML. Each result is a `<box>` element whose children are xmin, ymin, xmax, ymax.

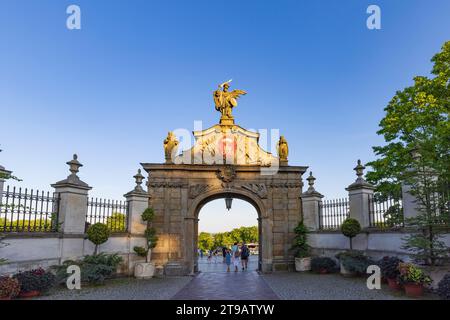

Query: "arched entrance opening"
<box><xmin>196</xmin><ymin>197</ymin><xmax>261</xmax><ymax>273</ymax></box>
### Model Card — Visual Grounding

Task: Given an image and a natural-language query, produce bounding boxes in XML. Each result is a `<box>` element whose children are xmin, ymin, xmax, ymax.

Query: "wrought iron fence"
<box><xmin>86</xmin><ymin>197</ymin><xmax>128</xmax><ymax>233</ymax></box>
<box><xmin>318</xmin><ymin>198</ymin><xmax>349</xmax><ymax>230</ymax></box>
<box><xmin>368</xmin><ymin>195</ymin><xmax>404</xmax><ymax>229</ymax></box>
<box><xmin>0</xmin><ymin>186</ymin><xmax>60</xmax><ymax>232</ymax></box>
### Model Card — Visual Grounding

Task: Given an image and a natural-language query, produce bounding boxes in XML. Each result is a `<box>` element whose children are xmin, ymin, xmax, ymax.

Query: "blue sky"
<box><xmin>1</xmin><ymin>1</ymin><xmax>449</xmax><ymax>232</ymax></box>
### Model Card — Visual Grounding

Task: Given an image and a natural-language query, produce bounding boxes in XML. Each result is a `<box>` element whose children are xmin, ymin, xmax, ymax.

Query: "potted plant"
<box><xmin>437</xmin><ymin>273</ymin><xmax>450</xmax><ymax>300</ymax></box>
<box><xmin>13</xmin><ymin>268</ymin><xmax>55</xmax><ymax>298</ymax></box>
<box><xmin>133</xmin><ymin>207</ymin><xmax>159</xmax><ymax>279</ymax></box>
<box><xmin>398</xmin><ymin>263</ymin><xmax>432</xmax><ymax>297</ymax></box>
<box><xmin>336</xmin><ymin>250</ymin><xmax>374</xmax><ymax>277</ymax></box>
<box><xmin>87</xmin><ymin>223</ymin><xmax>110</xmax><ymax>255</ymax></box>
<box><xmin>291</xmin><ymin>221</ymin><xmax>311</xmax><ymax>272</ymax></box>
<box><xmin>311</xmin><ymin>257</ymin><xmax>337</xmax><ymax>274</ymax></box>
<box><xmin>379</xmin><ymin>256</ymin><xmax>403</xmax><ymax>290</ymax></box>
<box><xmin>0</xmin><ymin>276</ymin><xmax>20</xmax><ymax>300</ymax></box>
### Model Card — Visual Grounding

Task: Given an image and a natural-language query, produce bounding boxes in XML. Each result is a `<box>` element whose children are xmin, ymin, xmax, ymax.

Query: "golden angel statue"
<box><xmin>213</xmin><ymin>80</ymin><xmax>246</xmax><ymax>124</ymax></box>
<box><xmin>277</xmin><ymin>135</ymin><xmax>289</xmax><ymax>162</ymax></box>
<box><xmin>163</xmin><ymin>131</ymin><xmax>179</xmax><ymax>163</ymax></box>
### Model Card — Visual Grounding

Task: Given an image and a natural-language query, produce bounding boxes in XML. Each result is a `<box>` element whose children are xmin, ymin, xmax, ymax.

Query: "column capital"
<box><xmin>51</xmin><ymin>154</ymin><xmax>91</xmax><ymax>190</ymax></box>
<box><xmin>346</xmin><ymin>159</ymin><xmax>374</xmax><ymax>191</ymax></box>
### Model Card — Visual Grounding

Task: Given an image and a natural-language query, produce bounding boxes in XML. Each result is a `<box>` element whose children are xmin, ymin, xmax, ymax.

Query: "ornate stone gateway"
<box><xmin>142</xmin><ymin>82</ymin><xmax>307</xmax><ymax>275</ymax></box>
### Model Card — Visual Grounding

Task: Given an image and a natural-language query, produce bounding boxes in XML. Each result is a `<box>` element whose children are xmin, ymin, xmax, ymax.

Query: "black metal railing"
<box><xmin>0</xmin><ymin>186</ymin><xmax>60</xmax><ymax>232</ymax></box>
<box><xmin>368</xmin><ymin>195</ymin><xmax>404</xmax><ymax>228</ymax></box>
<box><xmin>86</xmin><ymin>198</ymin><xmax>128</xmax><ymax>233</ymax></box>
<box><xmin>318</xmin><ymin>198</ymin><xmax>349</xmax><ymax>230</ymax></box>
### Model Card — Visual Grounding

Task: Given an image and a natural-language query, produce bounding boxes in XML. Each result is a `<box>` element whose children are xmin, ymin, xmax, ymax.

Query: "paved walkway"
<box><xmin>173</xmin><ymin>271</ymin><xmax>279</xmax><ymax>300</ymax></box>
<box><xmin>198</xmin><ymin>255</ymin><xmax>259</xmax><ymax>273</ymax></box>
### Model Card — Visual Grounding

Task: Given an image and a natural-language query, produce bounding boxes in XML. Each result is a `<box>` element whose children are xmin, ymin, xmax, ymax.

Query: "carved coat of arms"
<box><xmin>216</xmin><ymin>165</ymin><xmax>236</xmax><ymax>183</ymax></box>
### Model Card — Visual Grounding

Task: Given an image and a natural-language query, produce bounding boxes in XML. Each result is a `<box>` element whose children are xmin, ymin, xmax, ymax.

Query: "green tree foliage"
<box><xmin>366</xmin><ymin>41</ymin><xmax>449</xmax><ymax>196</ymax></box>
<box><xmin>198</xmin><ymin>226</ymin><xmax>259</xmax><ymax>252</ymax></box>
<box><xmin>341</xmin><ymin>218</ymin><xmax>361</xmax><ymax>250</ymax></box>
<box><xmin>366</xmin><ymin>41</ymin><xmax>450</xmax><ymax>265</ymax></box>
<box><xmin>198</xmin><ymin>232</ymin><xmax>214</xmax><ymax>251</ymax></box>
<box><xmin>106</xmin><ymin>212</ymin><xmax>126</xmax><ymax>232</ymax></box>
<box><xmin>291</xmin><ymin>221</ymin><xmax>310</xmax><ymax>258</ymax></box>
<box><xmin>87</xmin><ymin>223</ymin><xmax>110</xmax><ymax>254</ymax></box>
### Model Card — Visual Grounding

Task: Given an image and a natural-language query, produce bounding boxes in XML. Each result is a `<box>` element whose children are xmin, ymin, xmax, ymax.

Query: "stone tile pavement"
<box><xmin>172</xmin><ymin>271</ymin><xmax>279</xmax><ymax>300</ymax></box>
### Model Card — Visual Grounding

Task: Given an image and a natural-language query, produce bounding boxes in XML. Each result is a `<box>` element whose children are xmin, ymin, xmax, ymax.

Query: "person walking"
<box><xmin>222</xmin><ymin>246</ymin><xmax>227</xmax><ymax>263</ymax></box>
<box><xmin>225</xmin><ymin>249</ymin><xmax>232</xmax><ymax>272</ymax></box>
<box><xmin>231</xmin><ymin>242</ymin><xmax>240</xmax><ymax>272</ymax></box>
<box><xmin>240</xmin><ymin>243</ymin><xmax>250</xmax><ymax>270</ymax></box>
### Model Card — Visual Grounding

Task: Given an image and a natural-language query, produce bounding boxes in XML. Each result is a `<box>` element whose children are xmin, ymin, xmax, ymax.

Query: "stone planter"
<box><xmin>134</xmin><ymin>262</ymin><xmax>156</xmax><ymax>279</ymax></box>
<box><xmin>295</xmin><ymin>257</ymin><xmax>311</xmax><ymax>272</ymax></box>
<box><xmin>340</xmin><ymin>261</ymin><xmax>356</xmax><ymax>277</ymax></box>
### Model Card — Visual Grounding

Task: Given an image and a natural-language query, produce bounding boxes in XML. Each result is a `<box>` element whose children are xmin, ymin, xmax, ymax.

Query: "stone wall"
<box><xmin>309</xmin><ymin>231</ymin><xmax>450</xmax><ymax>261</ymax></box>
<box><xmin>0</xmin><ymin>234</ymin><xmax>146</xmax><ymax>276</ymax></box>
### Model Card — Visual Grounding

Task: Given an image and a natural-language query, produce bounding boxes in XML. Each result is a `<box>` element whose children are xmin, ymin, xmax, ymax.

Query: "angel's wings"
<box><xmin>228</xmin><ymin>89</ymin><xmax>247</xmax><ymax>99</ymax></box>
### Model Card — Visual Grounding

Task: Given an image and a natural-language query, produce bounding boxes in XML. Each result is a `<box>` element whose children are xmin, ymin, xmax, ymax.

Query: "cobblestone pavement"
<box><xmin>262</xmin><ymin>272</ymin><xmax>437</xmax><ymax>300</ymax></box>
<box><xmin>35</xmin><ymin>276</ymin><xmax>192</xmax><ymax>300</ymax></box>
<box><xmin>173</xmin><ymin>271</ymin><xmax>279</xmax><ymax>300</ymax></box>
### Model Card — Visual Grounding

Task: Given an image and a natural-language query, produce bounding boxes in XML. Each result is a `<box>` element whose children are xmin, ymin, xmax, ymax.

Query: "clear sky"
<box><xmin>1</xmin><ymin>1</ymin><xmax>449</xmax><ymax>232</ymax></box>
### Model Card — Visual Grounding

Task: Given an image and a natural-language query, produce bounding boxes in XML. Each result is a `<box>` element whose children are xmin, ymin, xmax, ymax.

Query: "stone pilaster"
<box><xmin>51</xmin><ymin>154</ymin><xmax>91</xmax><ymax>261</ymax></box>
<box><xmin>346</xmin><ymin>160</ymin><xmax>374</xmax><ymax>228</ymax></box>
<box><xmin>0</xmin><ymin>164</ymin><xmax>12</xmax><ymax>207</ymax></box>
<box><xmin>301</xmin><ymin>172</ymin><xmax>324</xmax><ymax>231</ymax></box>
<box><xmin>124</xmin><ymin>169</ymin><xmax>149</xmax><ymax>235</ymax></box>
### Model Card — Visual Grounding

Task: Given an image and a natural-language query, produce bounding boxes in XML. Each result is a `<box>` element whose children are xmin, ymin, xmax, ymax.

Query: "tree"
<box><xmin>291</xmin><ymin>221</ymin><xmax>310</xmax><ymax>258</ymax></box>
<box><xmin>366</xmin><ymin>41</ymin><xmax>450</xmax><ymax>265</ymax></box>
<box><xmin>198</xmin><ymin>232</ymin><xmax>214</xmax><ymax>252</ymax></box>
<box><xmin>87</xmin><ymin>223</ymin><xmax>110</xmax><ymax>255</ymax></box>
<box><xmin>106</xmin><ymin>212</ymin><xmax>126</xmax><ymax>232</ymax></box>
<box><xmin>133</xmin><ymin>207</ymin><xmax>158</xmax><ymax>263</ymax></box>
<box><xmin>341</xmin><ymin>218</ymin><xmax>361</xmax><ymax>250</ymax></box>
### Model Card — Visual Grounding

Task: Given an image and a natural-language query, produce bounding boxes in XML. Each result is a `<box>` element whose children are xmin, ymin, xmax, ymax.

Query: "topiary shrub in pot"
<box><xmin>336</xmin><ymin>250</ymin><xmax>375</xmax><ymax>277</ymax></box>
<box><xmin>378</xmin><ymin>256</ymin><xmax>403</xmax><ymax>290</ymax></box>
<box><xmin>398</xmin><ymin>263</ymin><xmax>432</xmax><ymax>297</ymax></box>
<box><xmin>437</xmin><ymin>273</ymin><xmax>450</xmax><ymax>300</ymax></box>
<box><xmin>0</xmin><ymin>276</ymin><xmax>20</xmax><ymax>300</ymax></box>
<box><xmin>13</xmin><ymin>268</ymin><xmax>55</xmax><ymax>298</ymax></box>
<box><xmin>341</xmin><ymin>218</ymin><xmax>361</xmax><ymax>250</ymax></box>
<box><xmin>311</xmin><ymin>257</ymin><xmax>337</xmax><ymax>274</ymax></box>
<box><xmin>87</xmin><ymin>223</ymin><xmax>110</xmax><ymax>255</ymax></box>
<box><xmin>134</xmin><ymin>207</ymin><xmax>158</xmax><ymax>279</ymax></box>
<box><xmin>291</xmin><ymin>221</ymin><xmax>311</xmax><ymax>272</ymax></box>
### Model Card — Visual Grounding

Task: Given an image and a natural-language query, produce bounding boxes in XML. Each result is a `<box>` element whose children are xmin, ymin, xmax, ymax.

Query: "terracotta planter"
<box><xmin>19</xmin><ymin>290</ymin><xmax>40</xmax><ymax>298</ymax></box>
<box><xmin>387</xmin><ymin>278</ymin><xmax>402</xmax><ymax>290</ymax></box>
<box><xmin>404</xmin><ymin>283</ymin><xmax>424</xmax><ymax>297</ymax></box>
<box><xmin>295</xmin><ymin>257</ymin><xmax>311</xmax><ymax>272</ymax></box>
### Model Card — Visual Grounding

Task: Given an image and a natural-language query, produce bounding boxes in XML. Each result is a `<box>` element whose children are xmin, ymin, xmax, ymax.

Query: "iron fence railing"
<box><xmin>368</xmin><ymin>195</ymin><xmax>404</xmax><ymax>229</ymax></box>
<box><xmin>86</xmin><ymin>197</ymin><xmax>128</xmax><ymax>233</ymax></box>
<box><xmin>318</xmin><ymin>198</ymin><xmax>349</xmax><ymax>230</ymax></box>
<box><xmin>0</xmin><ymin>186</ymin><xmax>60</xmax><ymax>232</ymax></box>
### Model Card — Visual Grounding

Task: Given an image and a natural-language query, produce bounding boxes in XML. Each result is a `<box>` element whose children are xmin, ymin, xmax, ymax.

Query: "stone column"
<box><xmin>124</xmin><ymin>169</ymin><xmax>149</xmax><ymax>235</ymax></box>
<box><xmin>301</xmin><ymin>172</ymin><xmax>324</xmax><ymax>231</ymax></box>
<box><xmin>51</xmin><ymin>154</ymin><xmax>91</xmax><ymax>261</ymax></box>
<box><xmin>124</xmin><ymin>169</ymin><xmax>149</xmax><ymax>275</ymax></box>
<box><xmin>401</xmin><ymin>183</ymin><xmax>421</xmax><ymax>219</ymax></box>
<box><xmin>346</xmin><ymin>160</ymin><xmax>374</xmax><ymax>228</ymax></box>
<box><xmin>0</xmin><ymin>164</ymin><xmax>12</xmax><ymax>207</ymax></box>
